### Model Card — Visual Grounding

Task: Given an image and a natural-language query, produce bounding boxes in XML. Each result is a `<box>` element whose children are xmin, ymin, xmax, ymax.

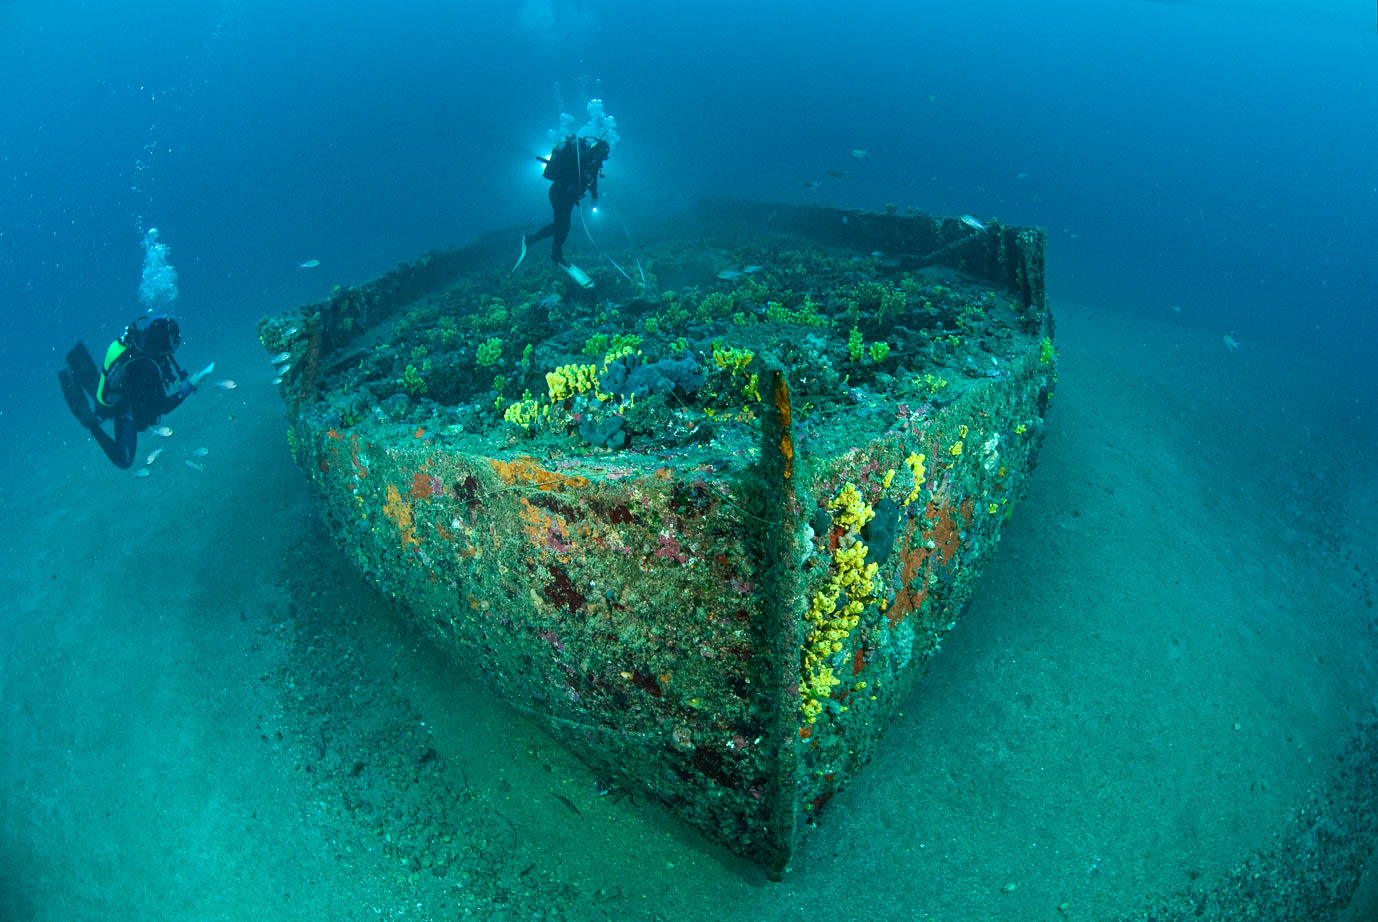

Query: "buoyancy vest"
<box><xmin>95</xmin><ymin>340</ymin><xmax>129</xmax><ymax>409</ymax></box>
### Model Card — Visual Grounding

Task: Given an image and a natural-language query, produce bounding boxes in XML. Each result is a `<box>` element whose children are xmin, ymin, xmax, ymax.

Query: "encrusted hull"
<box><xmin>260</xmin><ymin>201</ymin><xmax>1055</xmax><ymax>872</ymax></box>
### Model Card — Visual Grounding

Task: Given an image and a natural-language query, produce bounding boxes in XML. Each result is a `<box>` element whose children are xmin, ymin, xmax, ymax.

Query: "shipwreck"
<box><xmin>259</xmin><ymin>200</ymin><xmax>1055</xmax><ymax>875</ymax></box>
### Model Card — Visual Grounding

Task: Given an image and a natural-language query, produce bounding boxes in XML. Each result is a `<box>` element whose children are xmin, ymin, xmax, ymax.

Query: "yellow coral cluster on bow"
<box><xmin>503</xmin><ymin>396</ymin><xmax>544</xmax><ymax>430</ymax></box>
<box><xmin>903</xmin><ymin>452</ymin><xmax>927</xmax><ymax>506</ymax></box>
<box><xmin>801</xmin><ymin>481</ymin><xmax>882</xmax><ymax>723</ymax></box>
<box><xmin>801</xmin><ymin>539</ymin><xmax>879</xmax><ymax>722</ymax></box>
<box><xmin>828</xmin><ymin>482</ymin><xmax>875</xmax><ymax>530</ymax></box>
<box><xmin>712</xmin><ymin>343</ymin><xmax>754</xmax><ymax>374</ymax></box>
<box><xmin>545</xmin><ymin>363</ymin><xmax>599</xmax><ymax>401</ymax></box>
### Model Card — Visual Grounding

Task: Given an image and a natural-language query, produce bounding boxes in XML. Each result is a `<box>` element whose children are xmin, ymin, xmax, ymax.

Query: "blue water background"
<box><xmin>3</xmin><ymin>0</ymin><xmax>1375</xmax><ymax>426</ymax></box>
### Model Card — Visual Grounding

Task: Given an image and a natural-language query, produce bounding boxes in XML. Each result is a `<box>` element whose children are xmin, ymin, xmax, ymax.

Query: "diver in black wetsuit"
<box><xmin>58</xmin><ymin>315</ymin><xmax>198</xmax><ymax>469</ymax></box>
<box><xmin>526</xmin><ymin>135</ymin><xmax>611</xmax><ymax>266</ymax></box>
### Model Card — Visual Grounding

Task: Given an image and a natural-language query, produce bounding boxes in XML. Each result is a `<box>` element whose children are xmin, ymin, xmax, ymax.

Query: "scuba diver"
<box><xmin>517</xmin><ymin>134</ymin><xmax>611</xmax><ymax>288</ymax></box>
<box><xmin>58</xmin><ymin>315</ymin><xmax>206</xmax><ymax>469</ymax></box>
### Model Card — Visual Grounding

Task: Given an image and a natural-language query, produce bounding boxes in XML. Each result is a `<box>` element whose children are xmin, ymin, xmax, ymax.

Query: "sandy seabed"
<box><xmin>2</xmin><ymin>295</ymin><xmax>1375</xmax><ymax>922</ymax></box>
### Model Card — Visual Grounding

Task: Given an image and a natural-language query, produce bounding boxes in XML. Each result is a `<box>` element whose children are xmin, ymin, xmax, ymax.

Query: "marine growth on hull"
<box><xmin>258</xmin><ymin>202</ymin><xmax>1055</xmax><ymax>872</ymax></box>
<box><xmin>260</xmin><ymin>220</ymin><xmax>1049</xmax><ymax>460</ymax></box>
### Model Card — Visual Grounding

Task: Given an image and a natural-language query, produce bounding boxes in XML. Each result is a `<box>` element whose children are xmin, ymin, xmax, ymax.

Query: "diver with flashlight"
<box><xmin>518</xmin><ymin>134</ymin><xmax>611</xmax><ymax>288</ymax></box>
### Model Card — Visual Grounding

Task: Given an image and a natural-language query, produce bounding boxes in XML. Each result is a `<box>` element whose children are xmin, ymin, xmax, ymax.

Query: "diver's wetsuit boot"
<box><xmin>88</xmin><ymin>415</ymin><xmax>137</xmax><ymax>469</ymax></box>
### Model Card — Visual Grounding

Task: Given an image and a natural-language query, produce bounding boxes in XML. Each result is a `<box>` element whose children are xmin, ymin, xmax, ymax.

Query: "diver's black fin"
<box><xmin>58</xmin><ymin>368</ymin><xmax>99</xmax><ymax>429</ymax></box>
<box><xmin>65</xmin><ymin>342</ymin><xmax>101</xmax><ymax>397</ymax></box>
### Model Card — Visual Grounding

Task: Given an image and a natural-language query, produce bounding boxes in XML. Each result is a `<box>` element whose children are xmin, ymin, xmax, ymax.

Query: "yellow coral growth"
<box><xmin>829</xmin><ymin>482</ymin><xmax>875</xmax><ymax>530</ymax></box>
<box><xmin>903</xmin><ymin>452</ymin><xmax>927</xmax><ymax>506</ymax></box>
<box><xmin>503</xmin><ymin>397</ymin><xmax>542</xmax><ymax>430</ymax></box>
<box><xmin>800</xmin><ymin>525</ymin><xmax>880</xmax><ymax>721</ymax></box>
<box><xmin>712</xmin><ymin>344</ymin><xmax>754</xmax><ymax>374</ymax></box>
<box><xmin>545</xmin><ymin>363</ymin><xmax>599</xmax><ymax>401</ymax></box>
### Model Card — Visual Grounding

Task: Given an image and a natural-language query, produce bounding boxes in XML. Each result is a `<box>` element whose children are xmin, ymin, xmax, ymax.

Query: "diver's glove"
<box><xmin>178</xmin><ymin>381</ymin><xmax>195</xmax><ymax>398</ymax></box>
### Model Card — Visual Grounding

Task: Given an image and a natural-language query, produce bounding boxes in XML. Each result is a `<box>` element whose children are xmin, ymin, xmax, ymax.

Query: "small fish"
<box><xmin>151</xmin><ymin>426</ymin><xmax>173</xmax><ymax>437</ymax></box>
<box><xmin>145</xmin><ymin>447</ymin><xmax>164</xmax><ymax>465</ymax></box>
<box><xmin>870</xmin><ymin>250</ymin><xmax>884</xmax><ymax>257</ymax></box>
<box><xmin>132</xmin><ymin>468</ymin><xmax>151</xmax><ymax>478</ymax></box>
<box><xmin>190</xmin><ymin>447</ymin><xmax>209</xmax><ymax>457</ymax></box>
<box><xmin>214</xmin><ymin>380</ymin><xmax>238</xmax><ymax>390</ymax></box>
<box><xmin>1223</xmin><ymin>334</ymin><xmax>1240</xmax><ymax>352</ymax></box>
<box><xmin>283</xmin><ymin>326</ymin><xmax>299</xmax><ymax>338</ymax></box>
<box><xmin>275</xmin><ymin>363</ymin><xmax>291</xmax><ymax>375</ymax></box>
<box><xmin>826</xmin><ymin>168</ymin><xmax>850</xmax><ymax>179</ymax></box>
<box><xmin>298</xmin><ymin>259</ymin><xmax>320</xmax><ymax>269</ymax></box>
<box><xmin>850</xmin><ymin>148</ymin><xmax>869</xmax><ymax>159</ymax></box>
<box><xmin>959</xmin><ymin>214</ymin><xmax>988</xmax><ymax>232</ymax></box>
<box><xmin>272</xmin><ymin>377</ymin><xmax>283</xmax><ymax>386</ymax></box>
<box><xmin>269</xmin><ymin>351</ymin><xmax>292</xmax><ymax>365</ymax></box>
<box><xmin>717</xmin><ymin>269</ymin><xmax>742</xmax><ymax>280</ymax></box>
<box><xmin>742</xmin><ymin>265</ymin><xmax>763</xmax><ymax>273</ymax></box>
<box><xmin>552</xmin><ymin>793</ymin><xmax>583</xmax><ymax>819</ymax></box>
<box><xmin>802</xmin><ymin>179</ymin><xmax>820</xmax><ymax>189</ymax></box>
<box><xmin>185</xmin><ymin>460</ymin><xmax>204</xmax><ymax>472</ymax></box>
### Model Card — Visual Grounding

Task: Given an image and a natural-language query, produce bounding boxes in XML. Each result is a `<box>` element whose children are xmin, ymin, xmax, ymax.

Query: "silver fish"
<box><xmin>185</xmin><ymin>460</ymin><xmax>204</xmax><ymax>472</ymax></box>
<box><xmin>269</xmin><ymin>351</ymin><xmax>292</xmax><ymax>364</ymax></box>
<box><xmin>959</xmin><ymin>214</ymin><xmax>988</xmax><ymax>232</ymax></box>
<box><xmin>132</xmin><ymin>468</ymin><xmax>151</xmax><ymax>478</ymax></box>
<box><xmin>743</xmin><ymin>265</ymin><xmax>764</xmax><ymax>273</ymax></box>
<box><xmin>283</xmin><ymin>326</ymin><xmax>299</xmax><ymax>338</ymax></box>
<box><xmin>190</xmin><ymin>447</ymin><xmax>209</xmax><ymax>458</ymax></box>
<box><xmin>215</xmin><ymin>380</ymin><xmax>238</xmax><ymax>390</ymax></box>
<box><xmin>275</xmin><ymin>363</ymin><xmax>290</xmax><ymax>376</ymax></box>
<box><xmin>299</xmin><ymin>259</ymin><xmax>320</xmax><ymax>269</ymax></box>
<box><xmin>850</xmin><ymin>148</ymin><xmax>868</xmax><ymax>159</ymax></box>
<box><xmin>145</xmin><ymin>447</ymin><xmax>164</xmax><ymax>465</ymax></box>
<box><xmin>151</xmin><ymin>426</ymin><xmax>173</xmax><ymax>437</ymax></box>
<box><xmin>717</xmin><ymin>270</ymin><xmax>742</xmax><ymax>280</ymax></box>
